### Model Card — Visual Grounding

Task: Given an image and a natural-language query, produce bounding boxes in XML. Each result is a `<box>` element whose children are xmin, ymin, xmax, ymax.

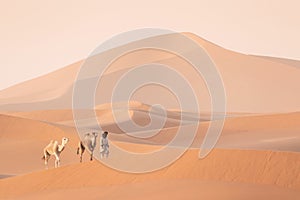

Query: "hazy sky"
<box><xmin>0</xmin><ymin>0</ymin><xmax>299</xmax><ymax>90</ymax></box>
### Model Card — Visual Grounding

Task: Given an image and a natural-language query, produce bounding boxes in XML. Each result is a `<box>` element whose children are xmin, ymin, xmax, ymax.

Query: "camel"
<box><xmin>77</xmin><ymin>132</ymin><xmax>98</xmax><ymax>162</ymax></box>
<box><xmin>42</xmin><ymin>137</ymin><xmax>69</xmax><ymax>169</ymax></box>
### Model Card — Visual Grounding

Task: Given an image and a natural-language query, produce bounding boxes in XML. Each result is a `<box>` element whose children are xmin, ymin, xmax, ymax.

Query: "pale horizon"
<box><xmin>0</xmin><ymin>0</ymin><xmax>299</xmax><ymax>90</ymax></box>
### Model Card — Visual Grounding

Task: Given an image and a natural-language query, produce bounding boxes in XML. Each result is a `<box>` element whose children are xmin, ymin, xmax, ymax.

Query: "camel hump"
<box><xmin>53</xmin><ymin>140</ymin><xmax>58</xmax><ymax>144</ymax></box>
<box><xmin>49</xmin><ymin>140</ymin><xmax>56</xmax><ymax>144</ymax></box>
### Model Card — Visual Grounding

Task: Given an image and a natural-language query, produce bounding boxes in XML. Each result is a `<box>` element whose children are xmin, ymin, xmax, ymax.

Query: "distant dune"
<box><xmin>0</xmin><ymin>33</ymin><xmax>299</xmax><ymax>113</ymax></box>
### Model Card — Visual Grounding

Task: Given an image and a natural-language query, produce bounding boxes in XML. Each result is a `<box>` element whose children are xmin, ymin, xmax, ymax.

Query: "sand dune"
<box><xmin>0</xmin><ymin>61</ymin><xmax>82</xmax><ymax>104</ymax></box>
<box><xmin>5</xmin><ymin>180</ymin><xmax>299</xmax><ymax>200</ymax></box>
<box><xmin>256</xmin><ymin>55</ymin><xmax>300</xmax><ymax>69</ymax></box>
<box><xmin>0</xmin><ymin>108</ymin><xmax>299</xmax><ymax>175</ymax></box>
<box><xmin>0</xmin><ymin>33</ymin><xmax>299</xmax><ymax>113</ymax></box>
<box><xmin>0</xmin><ymin>114</ymin><xmax>79</xmax><ymax>174</ymax></box>
<box><xmin>1</xmin><ymin>148</ymin><xmax>300</xmax><ymax>199</ymax></box>
<box><xmin>3</xmin><ymin>101</ymin><xmax>201</xmax><ymax>133</ymax></box>
<box><xmin>0</xmin><ymin>32</ymin><xmax>300</xmax><ymax>199</ymax></box>
<box><xmin>2</xmin><ymin>103</ymin><xmax>300</xmax><ymax>152</ymax></box>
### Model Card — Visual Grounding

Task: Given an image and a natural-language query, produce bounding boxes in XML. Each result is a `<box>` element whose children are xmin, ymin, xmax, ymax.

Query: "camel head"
<box><xmin>61</xmin><ymin>137</ymin><xmax>69</xmax><ymax>146</ymax></box>
<box><xmin>92</xmin><ymin>132</ymin><xmax>98</xmax><ymax>137</ymax></box>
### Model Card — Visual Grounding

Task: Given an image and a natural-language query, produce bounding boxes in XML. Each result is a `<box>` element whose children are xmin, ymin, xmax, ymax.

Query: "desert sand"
<box><xmin>0</xmin><ymin>33</ymin><xmax>300</xmax><ymax>199</ymax></box>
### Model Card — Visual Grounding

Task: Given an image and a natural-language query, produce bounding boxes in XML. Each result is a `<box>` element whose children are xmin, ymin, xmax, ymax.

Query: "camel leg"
<box><xmin>45</xmin><ymin>156</ymin><xmax>49</xmax><ymax>169</ymax></box>
<box><xmin>44</xmin><ymin>151</ymin><xmax>50</xmax><ymax>169</ymax></box>
<box><xmin>55</xmin><ymin>158</ymin><xmax>60</xmax><ymax>168</ymax></box>
<box><xmin>90</xmin><ymin>151</ymin><xmax>93</xmax><ymax>161</ymax></box>
<box><xmin>80</xmin><ymin>150</ymin><xmax>83</xmax><ymax>163</ymax></box>
<box><xmin>54</xmin><ymin>153</ymin><xmax>60</xmax><ymax>168</ymax></box>
<box><xmin>80</xmin><ymin>148</ymin><xmax>84</xmax><ymax>163</ymax></box>
<box><xmin>78</xmin><ymin>144</ymin><xmax>85</xmax><ymax>163</ymax></box>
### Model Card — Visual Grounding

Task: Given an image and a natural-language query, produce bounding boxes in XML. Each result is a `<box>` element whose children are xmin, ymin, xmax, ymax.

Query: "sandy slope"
<box><xmin>2</xmin><ymin>105</ymin><xmax>300</xmax><ymax>152</ymax></box>
<box><xmin>0</xmin><ymin>60</ymin><xmax>82</xmax><ymax>104</ymax></box>
<box><xmin>0</xmin><ymin>110</ymin><xmax>299</xmax><ymax>180</ymax></box>
<box><xmin>6</xmin><ymin>180</ymin><xmax>300</xmax><ymax>200</ymax></box>
<box><xmin>0</xmin><ymin>108</ymin><xmax>299</xmax><ymax>199</ymax></box>
<box><xmin>255</xmin><ymin>55</ymin><xmax>300</xmax><ymax>69</ymax></box>
<box><xmin>0</xmin><ymin>114</ymin><xmax>79</xmax><ymax>175</ymax></box>
<box><xmin>3</xmin><ymin>100</ymin><xmax>300</xmax><ymax>149</ymax></box>
<box><xmin>1</xmin><ymin>148</ymin><xmax>300</xmax><ymax>199</ymax></box>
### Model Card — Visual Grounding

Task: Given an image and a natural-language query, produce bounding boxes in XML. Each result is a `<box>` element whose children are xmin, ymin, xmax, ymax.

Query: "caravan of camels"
<box><xmin>42</xmin><ymin>131</ymin><xmax>109</xmax><ymax>169</ymax></box>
